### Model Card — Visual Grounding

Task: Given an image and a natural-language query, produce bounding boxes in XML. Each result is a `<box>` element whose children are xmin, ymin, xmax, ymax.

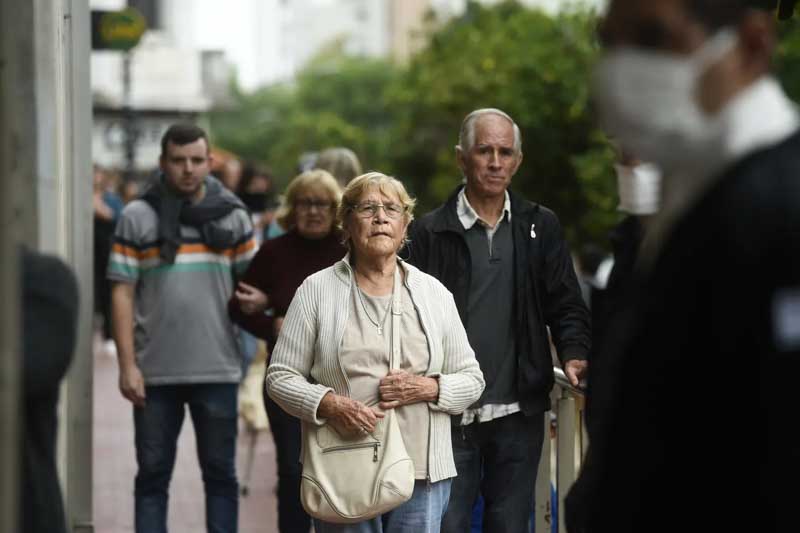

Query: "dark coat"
<box><xmin>21</xmin><ymin>248</ymin><xmax>78</xmax><ymax>533</ymax></box>
<box><xmin>566</xmin><ymin>130</ymin><xmax>800</xmax><ymax>532</ymax></box>
<box><xmin>404</xmin><ymin>186</ymin><xmax>590</xmax><ymax>416</ymax></box>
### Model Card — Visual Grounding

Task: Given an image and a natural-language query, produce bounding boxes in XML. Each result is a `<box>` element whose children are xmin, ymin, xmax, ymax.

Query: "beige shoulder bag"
<box><xmin>300</xmin><ymin>267</ymin><xmax>415</xmax><ymax>524</ymax></box>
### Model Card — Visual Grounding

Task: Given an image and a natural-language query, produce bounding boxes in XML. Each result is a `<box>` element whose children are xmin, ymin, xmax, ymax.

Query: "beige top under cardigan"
<box><xmin>343</xmin><ymin>283</ymin><xmax>430</xmax><ymax>478</ymax></box>
<box><xmin>266</xmin><ymin>256</ymin><xmax>485</xmax><ymax>483</ymax></box>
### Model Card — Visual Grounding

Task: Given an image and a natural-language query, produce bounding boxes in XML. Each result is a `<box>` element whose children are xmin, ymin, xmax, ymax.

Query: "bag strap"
<box><xmin>390</xmin><ymin>265</ymin><xmax>402</xmax><ymax>370</ymax></box>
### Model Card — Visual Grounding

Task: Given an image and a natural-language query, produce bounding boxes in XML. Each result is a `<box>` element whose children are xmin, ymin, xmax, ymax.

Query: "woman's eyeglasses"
<box><xmin>352</xmin><ymin>202</ymin><xmax>406</xmax><ymax>219</ymax></box>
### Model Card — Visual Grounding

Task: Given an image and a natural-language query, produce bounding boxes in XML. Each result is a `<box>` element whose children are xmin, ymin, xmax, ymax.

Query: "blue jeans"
<box><xmin>442</xmin><ymin>412</ymin><xmax>545</xmax><ymax>533</ymax></box>
<box><xmin>313</xmin><ymin>479</ymin><xmax>452</xmax><ymax>533</ymax></box>
<box><xmin>133</xmin><ymin>383</ymin><xmax>239</xmax><ymax>533</ymax></box>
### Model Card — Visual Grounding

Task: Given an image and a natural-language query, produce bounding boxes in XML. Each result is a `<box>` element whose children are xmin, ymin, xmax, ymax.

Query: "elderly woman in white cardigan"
<box><xmin>266</xmin><ymin>172</ymin><xmax>484</xmax><ymax>532</ymax></box>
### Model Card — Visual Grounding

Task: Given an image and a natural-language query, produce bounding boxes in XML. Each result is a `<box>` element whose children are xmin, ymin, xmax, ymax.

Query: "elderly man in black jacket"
<box><xmin>566</xmin><ymin>1</ymin><xmax>800</xmax><ymax>531</ymax></box>
<box><xmin>406</xmin><ymin>108</ymin><xmax>590</xmax><ymax>533</ymax></box>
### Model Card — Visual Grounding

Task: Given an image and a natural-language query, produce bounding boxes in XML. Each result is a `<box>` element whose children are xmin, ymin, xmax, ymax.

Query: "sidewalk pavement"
<box><xmin>93</xmin><ymin>344</ymin><xmax>279</xmax><ymax>532</ymax></box>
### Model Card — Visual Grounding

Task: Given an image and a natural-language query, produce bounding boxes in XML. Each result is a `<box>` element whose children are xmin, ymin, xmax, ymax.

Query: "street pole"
<box><xmin>122</xmin><ymin>50</ymin><xmax>137</xmax><ymax>181</ymax></box>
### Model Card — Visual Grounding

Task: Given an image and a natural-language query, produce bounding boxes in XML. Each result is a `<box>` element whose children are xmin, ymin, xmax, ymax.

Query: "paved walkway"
<box><xmin>93</xmin><ymin>344</ymin><xmax>279</xmax><ymax>532</ymax></box>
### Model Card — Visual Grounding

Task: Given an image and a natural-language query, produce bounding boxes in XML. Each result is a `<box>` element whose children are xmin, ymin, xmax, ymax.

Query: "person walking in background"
<box><xmin>229</xmin><ymin>169</ymin><xmax>346</xmax><ymax>533</ymax></box>
<box><xmin>405</xmin><ymin>108</ymin><xmax>591</xmax><ymax>533</ymax></box>
<box><xmin>315</xmin><ymin>146</ymin><xmax>363</xmax><ymax>188</ymax></box>
<box><xmin>567</xmin><ymin>1</ymin><xmax>800</xmax><ymax>530</ymax></box>
<box><xmin>266</xmin><ymin>172</ymin><xmax>484</xmax><ymax>532</ymax></box>
<box><xmin>264</xmin><ymin>147</ymin><xmax>364</xmax><ymax>241</ymax></box>
<box><xmin>237</xmin><ymin>163</ymin><xmax>277</xmax><ymax>245</ymax></box>
<box><xmin>121</xmin><ymin>178</ymin><xmax>142</xmax><ymax>205</ymax></box>
<box><xmin>93</xmin><ymin>164</ymin><xmax>123</xmax><ymax>355</ymax></box>
<box><xmin>108</xmin><ymin>123</ymin><xmax>257</xmax><ymax>533</ymax></box>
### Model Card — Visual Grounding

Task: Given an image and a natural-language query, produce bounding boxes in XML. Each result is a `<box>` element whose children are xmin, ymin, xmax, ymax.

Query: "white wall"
<box><xmin>91</xmin><ymin>33</ymin><xmax>211</xmax><ymax>110</ymax></box>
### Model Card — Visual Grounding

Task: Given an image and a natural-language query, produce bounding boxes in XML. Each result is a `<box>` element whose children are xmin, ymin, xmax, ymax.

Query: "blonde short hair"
<box><xmin>337</xmin><ymin>172</ymin><xmax>416</xmax><ymax>251</ymax></box>
<box><xmin>275</xmin><ymin>169</ymin><xmax>342</xmax><ymax>230</ymax></box>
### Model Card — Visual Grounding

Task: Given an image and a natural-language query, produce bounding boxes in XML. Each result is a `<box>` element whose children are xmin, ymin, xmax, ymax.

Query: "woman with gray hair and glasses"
<box><xmin>266</xmin><ymin>172</ymin><xmax>484</xmax><ymax>532</ymax></box>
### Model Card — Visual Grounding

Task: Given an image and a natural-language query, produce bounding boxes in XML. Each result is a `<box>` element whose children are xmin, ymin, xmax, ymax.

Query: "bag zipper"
<box><xmin>322</xmin><ymin>441</ymin><xmax>381</xmax><ymax>462</ymax></box>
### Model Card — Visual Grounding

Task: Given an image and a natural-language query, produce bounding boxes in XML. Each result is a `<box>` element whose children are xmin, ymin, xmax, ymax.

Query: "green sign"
<box><xmin>91</xmin><ymin>8</ymin><xmax>147</xmax><ymax>51</ymax></box>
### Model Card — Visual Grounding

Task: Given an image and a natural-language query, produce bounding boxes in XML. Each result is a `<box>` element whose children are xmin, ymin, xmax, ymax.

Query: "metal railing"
<box><xmin>534</xmin><ymin>367</ymin><xmax>588</xmax><ymax>533</ymax></box>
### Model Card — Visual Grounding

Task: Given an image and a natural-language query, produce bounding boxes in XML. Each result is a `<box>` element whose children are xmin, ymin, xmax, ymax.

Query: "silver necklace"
<box><xmin>355</xmin><ymin>278</ymin><xmax>393</xmax><ymax>336</ymax></box>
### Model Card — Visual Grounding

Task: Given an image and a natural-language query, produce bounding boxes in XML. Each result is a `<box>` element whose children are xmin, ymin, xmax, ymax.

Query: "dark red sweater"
<box><xmin>228</xmin><ymin>230</ymin><xmax>346</xmax><ymax>347</ymax></box>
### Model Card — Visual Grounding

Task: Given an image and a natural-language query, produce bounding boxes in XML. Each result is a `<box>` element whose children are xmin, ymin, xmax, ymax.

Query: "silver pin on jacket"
<box><xmin>530</xmin><ymin>224</ymin><xmax>536</xmax><ymax>239</ymax></box>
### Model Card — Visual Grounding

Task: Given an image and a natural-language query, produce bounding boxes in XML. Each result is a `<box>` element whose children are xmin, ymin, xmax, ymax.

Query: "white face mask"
<box><xmin>615</xmin><ymin>162</ymin><xmax>662</xmax><ymax>215</ymax></box>
<box><xmin>593</xmin><ymin>30</ymin><xmax>738</xmax><ymax>172</ymax></box>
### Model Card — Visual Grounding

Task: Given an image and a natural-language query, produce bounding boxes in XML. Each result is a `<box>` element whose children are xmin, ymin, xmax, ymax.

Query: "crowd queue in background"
<box><xmin>73</xmin><ymin>1</ymin><xmax>800</xmax><ymax>531</ymax></box>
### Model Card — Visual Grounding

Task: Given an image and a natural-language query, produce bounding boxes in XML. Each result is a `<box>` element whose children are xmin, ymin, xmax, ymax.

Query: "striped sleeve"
<box><xmin>107</xmin><ymin>210</ymin><xmax>145</xmax><ymax>284</ymax></box>
<box><xmin>232</xmin><ymin>236</ymin><xmax>257</xmax><ymax>277</ymax></box>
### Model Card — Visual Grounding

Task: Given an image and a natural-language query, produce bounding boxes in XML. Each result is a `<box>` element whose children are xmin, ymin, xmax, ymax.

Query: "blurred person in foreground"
<box><xmin>405</xmin><ymin>108</ymin><xmax>591</xmax><ymax>533</ymax></box>
<box><xmin>229</xmin><ymin>169</ymin><xmax>346</xmax><ymax>533</ymax></box>
<box><xmin>109</xmin><ymin>123</ymin><xmax>257</xmax><ymax>533</ymax></box>
<box><xmin>266</xmin><ymin>172</ymin><xmax>485</xmax><ymax>532</ymax></box>
<box><xmin>566</xmin><ymin>1</ymin><xmax>800</xmax><ymax>531</ymax></box>
<box><xmin>589</xmin><ymin>152</ymin><xmax>661</xmax><ymax>368</ymax></box>
<box><xmin>20</xmin><ymin>248</ymin><xmax>78</xmax><ymax>533</ymax></box>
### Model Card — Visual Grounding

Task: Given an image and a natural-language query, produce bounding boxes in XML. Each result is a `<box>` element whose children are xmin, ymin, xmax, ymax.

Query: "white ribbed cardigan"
<box><xmin>266</xmin><ymin>257</ymin><xmax>485</xmax><ymax>483</ymax></box>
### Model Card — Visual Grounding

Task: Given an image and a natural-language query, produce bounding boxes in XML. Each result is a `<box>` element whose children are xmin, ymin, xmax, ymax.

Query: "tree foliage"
<box><xmin>207</xmin><ymin>0</ymin><xmax>800</xmax><ymax>248</ymax></box>
<box><xmin>208</xmin><ymin>45</ymin><xmax>400</xmax><ymax>183</ymax></box>
<box><xmin>388</xmin><ymin>1</ymin><xmax>616</xmax><ymax>245</ymax></box>
<box><xmin>209</xmin><ymin>1</ymin><xmax>617</xmax><ymax>246</ymax></box>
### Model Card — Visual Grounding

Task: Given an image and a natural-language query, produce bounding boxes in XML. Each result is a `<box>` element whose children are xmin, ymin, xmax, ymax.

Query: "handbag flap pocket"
<box><xmin>315</xmin><ymin>418</ymin><xmax>383</xmax><ymax>450</ymax></box>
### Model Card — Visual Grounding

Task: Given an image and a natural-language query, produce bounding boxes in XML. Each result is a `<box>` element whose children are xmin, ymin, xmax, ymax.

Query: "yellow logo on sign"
<box><xmin>99</xmin><ymin>8</ymin><xmax>146</xmax><ymax>50</ymax></box>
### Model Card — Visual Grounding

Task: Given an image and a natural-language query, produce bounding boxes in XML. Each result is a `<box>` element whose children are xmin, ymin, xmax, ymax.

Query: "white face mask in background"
<box><xmin>593</xmin><ymin>30</ymin><xmax>738</xmax><ymax>172</ymax></box>
<box><xmin>615</xmin><ymin>162</ymin><xmax>662</xmax><ymax>215</ymax></box>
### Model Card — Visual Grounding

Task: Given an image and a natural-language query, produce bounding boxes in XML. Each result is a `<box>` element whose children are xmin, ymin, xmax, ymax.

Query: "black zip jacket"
<box><xmin>404</xmin><ymin>186</ymin><xmax>590</xmax><ymax>416</ymax></box>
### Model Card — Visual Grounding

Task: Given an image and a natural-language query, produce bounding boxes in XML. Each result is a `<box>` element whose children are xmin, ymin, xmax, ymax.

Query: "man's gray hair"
<box><xmin>457</xmin><ymin>108</ymin><xmax>522</xmax><ymax>153</ymax></box>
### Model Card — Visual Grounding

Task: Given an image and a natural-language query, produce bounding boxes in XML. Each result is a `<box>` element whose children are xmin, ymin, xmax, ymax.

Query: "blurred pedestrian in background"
<box><xmin>406</xmin><ymin>108</ymin><xmax>590</xmax><ymax>533</ymax></box>
<box><xmin>237</xmin><ymin>162</ymin><xmax>277</xmax><ymax>245</ymax></box>
<box><xmin>229</xmin><ymin>168</ymin><xmax>345</xmax><ymax>533</ymax></box>
<box><xmin>93</xmin><ymin>164</ymin><xmax>123</xmax><ymax>355</ymax></box>
<box><xmin>266</xmin><ymin>172</ymin><xmax>484</xmax><ymax>532</ymax></box>
<box><xmin>315</xmin><ymin>146</ymin><xmax>363</xmax><ymax>188</ymax></box>
<box><xmin>567</xmin><ymin>1</ymin><xmax>800</xmax><ymax>531</ymax></box>
<box><xmin>109</xmin><ymin>123</ymin><xmax>257</xmax><ymax>533</ymax></box>
<box><xmin>263</xmin><ymin>147</ymin><xmax>364</xmax><ymax>241</ymax></box>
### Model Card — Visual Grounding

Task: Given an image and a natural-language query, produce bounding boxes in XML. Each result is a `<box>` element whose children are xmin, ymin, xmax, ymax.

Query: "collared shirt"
<box><xmin>457</xmin><ymin>187</ymin><xmax>520</xmax><ymax>425</ymax></box>
<box><xmin>642</xmin><ymin>76</ymin><xmax>800</xmax><ymax>266</ymax></box>
<box><xmin>457</xmin><ymin>187</ymin><xmax>512</xmax><ymax>243</ymax></box>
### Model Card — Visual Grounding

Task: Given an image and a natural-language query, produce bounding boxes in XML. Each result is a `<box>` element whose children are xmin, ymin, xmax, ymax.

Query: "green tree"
<box><xmin>207</xmin><ymin>47</ymin><xmax>400</xmax><ymax>188</ymax></box>
<box><xmin>775</xmin><ymin>17</ymin><xmax>800</xmax><ymax>102</ymax></box>
<box><xmin>209</xmin><ymin>1</ymin><xmax>620</xmax><ymax>245</ymax></box>
<box><xmin>389</xmin><ymin>1</ymin><xmax>618</xmax><ymax>245</ymax></box>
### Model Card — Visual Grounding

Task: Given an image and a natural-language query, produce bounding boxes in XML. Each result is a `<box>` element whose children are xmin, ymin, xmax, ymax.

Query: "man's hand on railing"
<box><xmin>564</xmin><ymin>359</ymin><xmax>588</xmax><ymax>389</ymax></box>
